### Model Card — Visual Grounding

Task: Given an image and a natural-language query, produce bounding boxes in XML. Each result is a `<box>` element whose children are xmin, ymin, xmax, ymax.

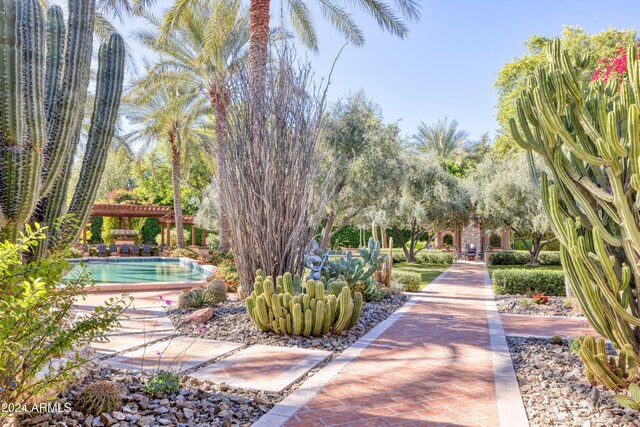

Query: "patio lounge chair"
<box><xmin>120</xmin><ymin>245</ymin><xmax>131</xmax><ymax>257</ymax></box>
<box><xmin>132</xmin><ymin>245</ymin><xmax>140</xmax><ymax>256</ymax></box>
<box><xmin>142</xmin><ymin>244</ymin><xmax>152</xmax><ymax>256</ymax></box>
<box><xmin>97</xmin><ymin>244</ymin><xmax>108</xmax><ymax>257</ymax></box>
<box><xmin>109</xmin><ymin>244</ymin><xmax>118</xmax><ymax>256</ymax></box>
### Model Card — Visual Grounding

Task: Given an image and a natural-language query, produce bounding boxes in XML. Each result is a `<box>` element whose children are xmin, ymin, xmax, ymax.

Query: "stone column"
<box><xmin>191</xmin><ymin>226</ymin><xmax>197</xmax><ymax>246</ymax></box>
<box><xmin>82</xmin><ymin>226</ymin><xmax>87</xmax><ymax>245</ymax></box>
<box><xmin>202</xmin><ymin>229</ymin><xmax>207</xmax><ymax>246</ymax></box>
<box><xmin>502</xmin><ymin>229</ymin><xmax>511</xmax><ymax>250</ymax></box>
<box><xmin>160</xmin><ymin>224</ymin><xmax>165</xmax><ymax>245</ymax></box>
<box><xmin>166</xmin><ymin>223</ymin><xmax>171</xmax><ymax>246</ymax></box>
<box><xmin>435</xmin><ymin>233</ymin><xmax>443</xmax><ymax>248</ymax></box>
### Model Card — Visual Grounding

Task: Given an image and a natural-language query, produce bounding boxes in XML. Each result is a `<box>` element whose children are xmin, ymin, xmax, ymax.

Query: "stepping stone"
<box><xmin>108</xmin><ymin>315</ymin><xmax>176</xmax><ymax>335</ymax></box>
<box><xmin>104</xmin><ymin>337</ymin><xmax>242</xmax><ymax>373</ymax></box>
<box><xmin>91</xmin><ymin>331</ymin><xmax>175</xmax><ymax>356</ymax></box>
<box><xmin>189</xmin><ymin>344</ymin><xmax>331</xmax><ymax>392</ymax></box>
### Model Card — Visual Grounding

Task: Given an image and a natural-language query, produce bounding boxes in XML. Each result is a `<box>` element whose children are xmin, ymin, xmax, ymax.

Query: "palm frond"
<box><xmin>317</xmin><ymin>0</ymin><xmax>365</xmax><ymax>46</ymax></box>
<box><xmin>288</xmin><ymin>0</ymin><xmax>318</xmax><ymax>52</ymax></box>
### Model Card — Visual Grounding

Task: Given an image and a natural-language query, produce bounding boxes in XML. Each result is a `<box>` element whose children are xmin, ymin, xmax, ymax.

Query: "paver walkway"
<box><xmin>284</xmin><ymin>262</ymin><xmax>502</xmax><ymax>427</ymax></box>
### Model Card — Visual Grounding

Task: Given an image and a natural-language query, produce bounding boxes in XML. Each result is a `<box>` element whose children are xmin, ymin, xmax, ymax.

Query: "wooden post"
<box><xmin>166</xmin><ymin>223</ymin><xmax>171</xmax><ymax>246</ymax></box>
<box><xmin>160</xmin><ymin>224</ymin><xmax>165</xmax><ymax>245</ymax></box>
<box><xmin>202</xmin><ymin>229</ymin><xmax>207</xmax><ymax>246</ymax></box>
<box><xmin>191</xmin><ymin>226</ymin><xmax>196</xmax><ymax>246</ymax></box>
<box><xmin>82</xmin><ymin>226</ymin><xmax>87</xmax><ymax>245</ymax></box>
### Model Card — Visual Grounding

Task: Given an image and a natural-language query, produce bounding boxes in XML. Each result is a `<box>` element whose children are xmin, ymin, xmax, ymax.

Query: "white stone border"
<box><xmin>482</xmin><ymin>266</ymin><xmax>530</xmax><ymax>427</ymax></box>
<box><xmin>254</xmin><ymin>268</ymin><xmax>452</xmax><ymax>427</ymax></box>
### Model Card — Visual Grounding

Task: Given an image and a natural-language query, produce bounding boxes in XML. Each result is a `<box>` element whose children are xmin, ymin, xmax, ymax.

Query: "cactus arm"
<box><xmin>44</xmin><ymin>5</ymin><xmax>64</xmax><ymax>122</ymax></box>
<box><xmin>40</xmin><ymin>0</ymin><xmax>95</xmax><ymax>196</ymax></box>
<box><xmin>61</xmin><ymin>33</ymin><xmax>125</xmax><ymax>246</ymax></box>
<box><xmin>0</xmin><ymin>0</ymin><xmax>46</xmax><ymax>229</ymax></box>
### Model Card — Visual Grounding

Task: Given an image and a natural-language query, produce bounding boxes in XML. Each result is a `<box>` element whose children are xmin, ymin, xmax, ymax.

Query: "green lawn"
<box><xmin>487</xmin><ymin>264</ymin><xmax>563</xmax><ymax>272</ymax></box>
<box><xmin>395</xmin><ymin>262</ymin><xmax>448</xmax><ymax>286</ymax></box>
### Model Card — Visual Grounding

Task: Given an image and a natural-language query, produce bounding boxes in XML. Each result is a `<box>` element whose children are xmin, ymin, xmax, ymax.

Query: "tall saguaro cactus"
<box><xmin>0</xmin><ymin>0</ymin><xmax>125</xmax><ymax>252</ymax></box>
<box><xmin>511</xmin><ymin>39</ymin><xmax>640</xmax><ymax>355</ymax></box>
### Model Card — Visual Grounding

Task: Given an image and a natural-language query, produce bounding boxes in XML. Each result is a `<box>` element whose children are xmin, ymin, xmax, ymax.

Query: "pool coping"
<box><xmin>65</xmin><ymin>257</ymin><xmax>216</xmax><ymax>292</ymax></box>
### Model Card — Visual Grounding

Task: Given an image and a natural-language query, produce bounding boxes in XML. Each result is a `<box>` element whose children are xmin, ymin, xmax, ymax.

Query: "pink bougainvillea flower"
<box><xmin>156</xmin><ymin>351</ymin><xmax>162</xmax><ymax>356</ymax></box>
<box><xmin>165</xmin><ymin>300</ymin><xmax>172</xmax><ymax>306</ymax></box>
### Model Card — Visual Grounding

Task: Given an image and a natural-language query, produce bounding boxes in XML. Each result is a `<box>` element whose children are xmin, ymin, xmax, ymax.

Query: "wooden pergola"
<box><xmin>87</xmin><ymin>203</ymin><xmax>207</xmax><ymax>247</ymax></box>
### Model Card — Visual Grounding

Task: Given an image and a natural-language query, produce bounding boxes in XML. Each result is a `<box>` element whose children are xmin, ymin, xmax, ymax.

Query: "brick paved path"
<box><xmin>285</xmin><ymin>262</ymin><xmax>500</xmax><ymax>427</ymax></box>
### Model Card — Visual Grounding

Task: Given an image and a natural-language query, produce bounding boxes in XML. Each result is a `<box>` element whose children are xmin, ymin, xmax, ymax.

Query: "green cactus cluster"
<box><xmin>246</xmin><ymin>270</ymin><xmax>363</xmax><ymax>336</ymax></box>
<box><xmin>510</xmin><ymin>39</ymin><xmax>640</xmax><ymax>364</ymax></box>
<box><xmin>578</xmin><ymin>335</ymin><xmax>637</xmax><ymax>390</ymax></box>
<box><xmin>75</xmin><ymin>380</ymin><xmax>123</xmax><ymax>415</ymax></box>
<box><xmin>178</xmin><ymin>280</ymin><xmax>226</xmax><ymax>308</ymax></box>
<box><xmin>0</xmin><ymin>0</ymin><xmax>125</xmax><ymax>254</ymax></box>
<box><xmin>324</xmin><ymin>238</ymin><xmax>384</xmax><ymax>285</ymax></box>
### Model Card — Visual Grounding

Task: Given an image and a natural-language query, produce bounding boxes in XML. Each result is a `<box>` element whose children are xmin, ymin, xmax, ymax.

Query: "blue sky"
<box><xmin>111</xmin><ymin>0</ymin><xmax>640</xmax><ymax>141</ymax></box>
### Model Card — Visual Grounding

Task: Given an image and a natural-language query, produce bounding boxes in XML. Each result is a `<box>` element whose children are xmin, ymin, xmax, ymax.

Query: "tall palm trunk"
<box><xmin>209</xmin><ymin>83</ymin><xmax>231</xmax><ymax>251</ymax></box>
<box><xmin>168</xmin><ymin>130</ymin><xmax>185</xmax><ymax>248</ymax></box>
<box><xmin>248</xmin><ymin>0</ymin><xmax>270</xmax><ymax>114</ymax></box>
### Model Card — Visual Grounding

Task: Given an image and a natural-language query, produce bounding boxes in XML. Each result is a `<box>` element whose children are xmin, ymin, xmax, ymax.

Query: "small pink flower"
<box><xmin>165</xmin><ymin>300</ymin><xmax>172</xmax><ymax>306</ymax></box>
<box><xmin>197</xmin><ymin>328</ymin><xmax>203</xmax><ymax>334</ymax></box>
<box><xmin>156</xmin><ymin>351</ymin><xmax>162</xmax><ymax>356</ymax></box>
<box><xmin>159</xmin><ymin>296</ymin><xmax>164</xmax><ymax>301</ymax></box>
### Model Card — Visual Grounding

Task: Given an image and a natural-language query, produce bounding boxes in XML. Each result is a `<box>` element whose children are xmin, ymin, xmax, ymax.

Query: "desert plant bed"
<box><xmin>496</xmin><ymin>295</ymin><xmax>583</xmax><ymax>317</ymax></box>
<box><xmin>508</xmin><ymin>337</ymin><xmax>639</xmax><ymax>427</ymax></box>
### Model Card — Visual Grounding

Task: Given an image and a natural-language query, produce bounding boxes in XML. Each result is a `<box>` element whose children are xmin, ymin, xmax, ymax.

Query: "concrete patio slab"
<box><xmin>91</xmin><ymin>332</ymin><xmax>175</xmax><ymax>356</ymax></box>
<box><xmin>190</xmin><ymin>344</ymin><xmax>331</xmax><ymax>392</ymax></box>
<box><xmin>104</xmin><ymin>336</ymin><xmax>242</xmax><ymax>372</ymax></box>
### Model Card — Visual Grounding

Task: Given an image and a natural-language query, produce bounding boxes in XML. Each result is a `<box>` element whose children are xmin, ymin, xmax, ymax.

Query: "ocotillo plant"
<box><xmin>510</xmin><ymin>39</ymin><xmax>640</xmax><ymax>358</ymax></box>
<box><xmin>0</xmin><ymin>0</ymin><xmax>125</xmax><ymax>253</ymax></box>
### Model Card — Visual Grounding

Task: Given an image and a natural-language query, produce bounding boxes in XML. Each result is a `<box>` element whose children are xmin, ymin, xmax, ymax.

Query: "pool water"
<box><xmin>65</xmin><ymin>260</ymin><xmax>210</xmax><ymax>284</ymax></box>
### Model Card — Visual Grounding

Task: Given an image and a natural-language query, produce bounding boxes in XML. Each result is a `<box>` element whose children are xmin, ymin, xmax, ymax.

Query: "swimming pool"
<box><xmin>64</xmin><ymin>258</ymin><xmax>212</xmax><ymax>285</ymax></box>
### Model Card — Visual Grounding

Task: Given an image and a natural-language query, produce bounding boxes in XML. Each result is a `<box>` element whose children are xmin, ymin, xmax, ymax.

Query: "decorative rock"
<box><xmin>182</xmin><ymin>408</ymin><xmax>194</xmax><ymax>420</ymax></box>
<box><xmin>183</xmin><ymin>307</ymin><xmax>215</xmax><ymax>324</ymax></box>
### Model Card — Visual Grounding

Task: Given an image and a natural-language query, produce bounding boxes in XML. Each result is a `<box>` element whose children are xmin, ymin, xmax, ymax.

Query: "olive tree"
<box><xmin>383</xmin><ymin>154</ymin><xmax>471</xmax><ymax>262</ymax></box>
<box><xmin>465</xmin><ymin>153</ymin><xmax>554</xmax><ymax>265</ymax></box>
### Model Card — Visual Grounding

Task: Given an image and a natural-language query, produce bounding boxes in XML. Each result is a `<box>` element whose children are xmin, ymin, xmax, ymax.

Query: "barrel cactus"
<box><xmin>510</xmin><ymin>39</ymin><xmax>640</xmax><ymax>368</ymax></box>
<box><xmin>206</xmin><ymin>279</ymin><xmax>227</xmax><ymax>303</ymax></box>
<box><xmin>245</xmin><ymin>271</ymin><xmax>363</xmax><ymax>337</ymax></box>
<box><xmin>75</xmin><ymin>381</ymin><xmax>123</xmax><ymax>415</ymax></box>
<box><xmin>0</xmin><ymin>0</ymin><xmax>125</xmax><ymax>254</ymax></box>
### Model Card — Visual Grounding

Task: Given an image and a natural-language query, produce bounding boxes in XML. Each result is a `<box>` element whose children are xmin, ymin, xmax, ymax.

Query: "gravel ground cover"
<box><xmin>497</xmin><ymin>295</ymin><xmax>583</xmax><ymax>317</ymax></box>
<box><xmin>508</xmin><ymin>337</ymin><xmax>640</xmax><ymax>427</ymax></box>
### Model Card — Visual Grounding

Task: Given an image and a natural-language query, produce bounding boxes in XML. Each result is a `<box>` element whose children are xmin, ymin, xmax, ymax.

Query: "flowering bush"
<box><xmin>592</xmin><ymin>44</ymin><xmax>640</xmax><ymax>84</ymax></box>
<box><xmin>531</xmin><ymin>293</ymin><xmax>549</xmax><ymax>304</ymax></box>
<box><xmin>211</xmin><ymin>261</ymin><xmax>240</xmax><ymax>292</ymax></box>
<box><xmin>204</xmin><ymin>249</ymin><xmax>234</xmax><ymax>266</ymax></box>
<box><xmin>0</xmin><ymin>226</ymin><xmax>129</xmax><ymax>416</ymax></box>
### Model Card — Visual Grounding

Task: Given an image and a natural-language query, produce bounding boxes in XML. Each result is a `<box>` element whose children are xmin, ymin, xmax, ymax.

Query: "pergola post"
<box><xmin>166</xmin><ymin>222</ymin><xmax>172</xmax><ymax>247</ymax></box>
<box><xmin>82</xmin><ymin>226</ymin><xmax>88</xmax><ymax>245</ymax></box>
<box><xmin>202</xmin><ymin>229</ymin><xmax>207</xmax><ymax>246</ymax></box>
<box><xmin>191</xmin><ymin>226</ymin><xmax>196</xmax><ymax>246</ymax></box>
<box><xmin>160</xmin><ymin>224</ymin><xmax>165</xmax><ymax>245</ymax></box>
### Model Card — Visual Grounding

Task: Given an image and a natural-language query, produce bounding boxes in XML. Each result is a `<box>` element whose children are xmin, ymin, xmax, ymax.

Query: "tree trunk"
<box><xmin>209</xmin><ymin>83</ymin><xmax>232</xmax><ymax>252</ymax></box>
<box><xmin>169</xmin><ymin>131</ymin><xmax>185</xmax><ymax>248</ymax></box>
<box><xmin>320</xmin><ymin>211</ymin><xmax>336</xmax><ymax>250</ymax></box>
<box><xmin>392</xmin><ymin>225</ymin><xmax>413</xmax><ymax>263</ymax></box>
<box><xmin>526</xmin><ymin>232</ymin><xmax>542</xmax><ymax>266</ymax></box>
<box><xmin>248</xmin><ymin>0</ymin><xmax>270</xmax><ymax>119</ymax></box>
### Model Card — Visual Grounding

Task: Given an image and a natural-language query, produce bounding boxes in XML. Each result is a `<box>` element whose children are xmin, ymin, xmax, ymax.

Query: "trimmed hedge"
<box><xmin>392</xmin><ymin>271</ymin><xmax>422</xmax><ymax>292</ymax></box>
<box><xmin>491</xmin><ymin>269</ymin><xmax>565</xmax><ymax>296</ymax></box>
<box><xmin>416</xmin><ymin>251</ymin><xmax>453</xmax><ymax>265</ymax></box>
<box><xmin>488</xmin><ymin>250</ymin><xmax>561</xmax><ymax>266</ymax></box>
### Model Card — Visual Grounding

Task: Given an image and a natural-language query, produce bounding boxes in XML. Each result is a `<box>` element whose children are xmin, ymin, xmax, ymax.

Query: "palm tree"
<box><xmin>125</xmin><ymin>81</ymin><xmax>208</xmax><ymax>248</ymax></box>
<box><xmin>163</xmin><ymin>0</ymin><xmax>420</xmax><ymax>113</ymax></box>
<box><xmin>413</xmin><ymin>118</ymin><xmax>469</xmax><ymax>163</ymax></box>
<box><xmin>134</xmin><ymin>0</ymin><xmax>248</xmax><ymax>251</ymax></box>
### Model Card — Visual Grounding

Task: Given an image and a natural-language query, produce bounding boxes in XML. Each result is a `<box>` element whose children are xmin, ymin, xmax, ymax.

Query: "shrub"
<box><xmin>145</xmin><ymin>369</ymin><xmax>180</xmax><ymax>396</ymax></box>
<box><xmin>212</xmin><ymin>261</ymin><xmax>240</xmax><ymax>292</ymax></box>
<box><xmin>488</xmin><ymin>250</ymin><xmax>561</xmax><ymax>266</ymax></box>
<box><xmin>75</xmin><ymin>381</ymin><xmax>123</xmax><ymax>415</ymax></box>
<box><xmin>392</xmin><ymin>271</ymin><xmax>422</xmax><ymax>292</ymax></box>
<box><xmin>550</xmin><ymin>336</ymin><xmax>563</xmax><ymax>346</ymax></box>
<box><xmin>0</xmin><ymin>227</ymin><xmax>128</xmax><ymax>415</ymax></box>
<box><xmin>488</xmin><ymin>251</ymin><xmax>530</xmax><ymax>266</ymax></box>
<box><xmin>532</xmin><ymin>293</ymin><xmax>549</xmax><ymax>304</ymax></box>
<box><xmin>380</xmin><ymin>249</ymin><xmax>406</xmax><ymax>263</ymax></box>
<box><xmin>166</xmin><ymin>247</ymin><xmax>200</xmax><ymax>259</ymax></box>
<box><xmin>491</xmin><ymin>269</ymin><xmax>565</xmax><ymax>296</ymax></box>
<box><xmin>362</xmin><ymin>279</ymin><xmax>386</xmax><ymax>302</ymax></box>
<box><xmin>205</xmin><ymin>249</ymin><xmax>234</xmax><ymax>265</ymax></box>
<box><xmin>415</xmin><ymin>251</ymin><xmax>453</xmax><ymax>265</ymax></box>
